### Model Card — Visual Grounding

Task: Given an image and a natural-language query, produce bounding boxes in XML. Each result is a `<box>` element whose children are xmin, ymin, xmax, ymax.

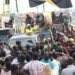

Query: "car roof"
<box><xmin>9</xmin><ymin>34</ymin><xmax>38</xmax><ymax>39</ymax></box>
<box><xmin>0</xmin><ymin>28</ymin><xmax>14</xmax><ymax>30</ymax></box>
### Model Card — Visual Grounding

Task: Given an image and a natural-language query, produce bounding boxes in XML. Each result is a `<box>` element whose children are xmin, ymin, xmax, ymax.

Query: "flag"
<box><xmin>29</xmin><ymin>0</ymin><xmax>45</xmax><ymax>7</ymax></box>
<box><xmin>29</xmin><ymin>0</ymin><xmax>45</xmax><ymax>3</ymax></box>
<box><xmin>46</xmin><ymin>0</ymin><xmax>72</xmax><ymax>8</ymax></box>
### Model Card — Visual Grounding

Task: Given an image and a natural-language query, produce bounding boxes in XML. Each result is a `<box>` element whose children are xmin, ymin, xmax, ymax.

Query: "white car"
<box><xmin>8</xmin><ymin>34</ymin><xmax>39</xmax><ymax>47</ymax></box>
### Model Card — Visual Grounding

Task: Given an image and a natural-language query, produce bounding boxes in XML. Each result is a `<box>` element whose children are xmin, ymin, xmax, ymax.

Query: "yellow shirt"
<box><xmin>26</xmin><ymin>28</ymin><xmax>33</xmax><ymax>33</ymax></box>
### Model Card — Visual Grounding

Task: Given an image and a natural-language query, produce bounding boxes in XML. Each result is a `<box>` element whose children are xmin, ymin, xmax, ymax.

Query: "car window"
<box><xmin>9</xmin><ymin>37</ymin><xmax>36</xmax><ymax>47</ymax></box>
<box><xmin>39</xmin><ymin>30</ymin><xmax>51</xmax><ymax>39</ymax></box>
<box><xmin>0</xmin><ymin>35</ymin><xmax>9</xmax><ymax>43</ymax></box>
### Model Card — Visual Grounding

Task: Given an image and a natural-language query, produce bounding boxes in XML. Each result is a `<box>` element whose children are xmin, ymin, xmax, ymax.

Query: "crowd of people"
<box><xmin>0</xmin><ymin>12</ymin><xmax>75</xmax><ymax>75</ymax></box>
<box><xmin>0</xmin><ymin>31</ymin><xmax>75</xmax><ymax>75</ymax></box>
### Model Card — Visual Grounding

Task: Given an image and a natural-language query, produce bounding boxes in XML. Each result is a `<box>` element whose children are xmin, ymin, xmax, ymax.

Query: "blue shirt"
<box><xmin>40</xmin><ymin>59</ymin><xmax>54</xmax><ymax>69</ymax></box>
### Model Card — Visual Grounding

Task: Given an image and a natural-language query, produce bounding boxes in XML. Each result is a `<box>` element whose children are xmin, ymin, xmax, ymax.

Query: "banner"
<box><xmin>29</xmin><ymin>0</ymin><xmax>45</xmax><ymax>7</ymax></box>
<box><xmin>29</xmin><ymin>0</ymin><xmax>72</xmax><ymax>8</ymax></box>
<box><xmin>46</xmin><ymin>0</ymin><xmax>72</xmax><ymax>8</ymax></box>
<box><xmin>30</xmin><ymin>0</ymin><xmax>45</xmax><ymax>2</ymax></box>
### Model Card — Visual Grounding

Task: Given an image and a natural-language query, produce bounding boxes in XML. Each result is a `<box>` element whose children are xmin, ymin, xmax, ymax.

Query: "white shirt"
<box><xmin>1</xmin><ymin>69</ymin><xmax>11</xmax><ymax>75</ymax></box>
<box><xmin>11</xmin><ymin>57</ymin><xmax>18</xmax><ymax>64</ymax></box>
<box><xmin>3</xmin><ymin>47</ymin><xmax>11</xmax><ymax>55</ymax></box>
<box><xmin>52</xmin><ymin>59</ymin><xmax>60</xmax><ymax>75</ymax></box>
<box><xmin>61</xmin><ymin>65</ymin><xmax>75</xmax><ymax>75</ymax></box>
<box><xmin>23</xmin><ymin>60</ymin><xmax>46</xmax><ymax>75</ymax></box>
<box><xmin>11</xmin><ymin>57</ymin><xmax>27</xmax><ymax>65</ymax></box>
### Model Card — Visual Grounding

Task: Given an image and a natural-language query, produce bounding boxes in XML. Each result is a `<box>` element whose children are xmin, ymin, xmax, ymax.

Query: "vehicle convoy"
<box><xmin>0</xmin><ymin>28</ymin><xmax>14</xmax><ymax>43</ymax></box>
<box><xmin>8</xmin><ymin>34</ymin><xmax>39</xmax><ymax>47</ymax></box>
<box><xmin>8</xmin><ymin>28</ymin><xmax>52</xmax><ymax>48</ymax></box>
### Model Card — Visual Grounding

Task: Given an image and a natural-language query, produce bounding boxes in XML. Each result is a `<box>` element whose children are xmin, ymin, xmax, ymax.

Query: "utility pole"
<box><xmin>43</xmin><ymin>3</ymin><xmax>45</xmax><ymax>12</ymax></box>
<box><xmin>15</xmin><ymin>0</ymin><xmax>19</xmax><ymax>13</ymax></box>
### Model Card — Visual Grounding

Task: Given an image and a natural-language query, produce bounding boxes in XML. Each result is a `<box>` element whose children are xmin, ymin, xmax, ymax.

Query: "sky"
<box><xmin>0</xmin><ymin>0</ymin><xmax>75</xmax><ymax>14</ymax></box>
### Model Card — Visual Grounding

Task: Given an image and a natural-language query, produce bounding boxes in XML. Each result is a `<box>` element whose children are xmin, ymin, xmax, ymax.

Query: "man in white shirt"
<box><xmin>23</xmin><ymin>53</ymin><xmax>52</xmax><ymax>75</ymax></box>
<box><xmin>61</xmin><ymin>57</ymin><xmax>75</xmax><ymax>75</ymax></box>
